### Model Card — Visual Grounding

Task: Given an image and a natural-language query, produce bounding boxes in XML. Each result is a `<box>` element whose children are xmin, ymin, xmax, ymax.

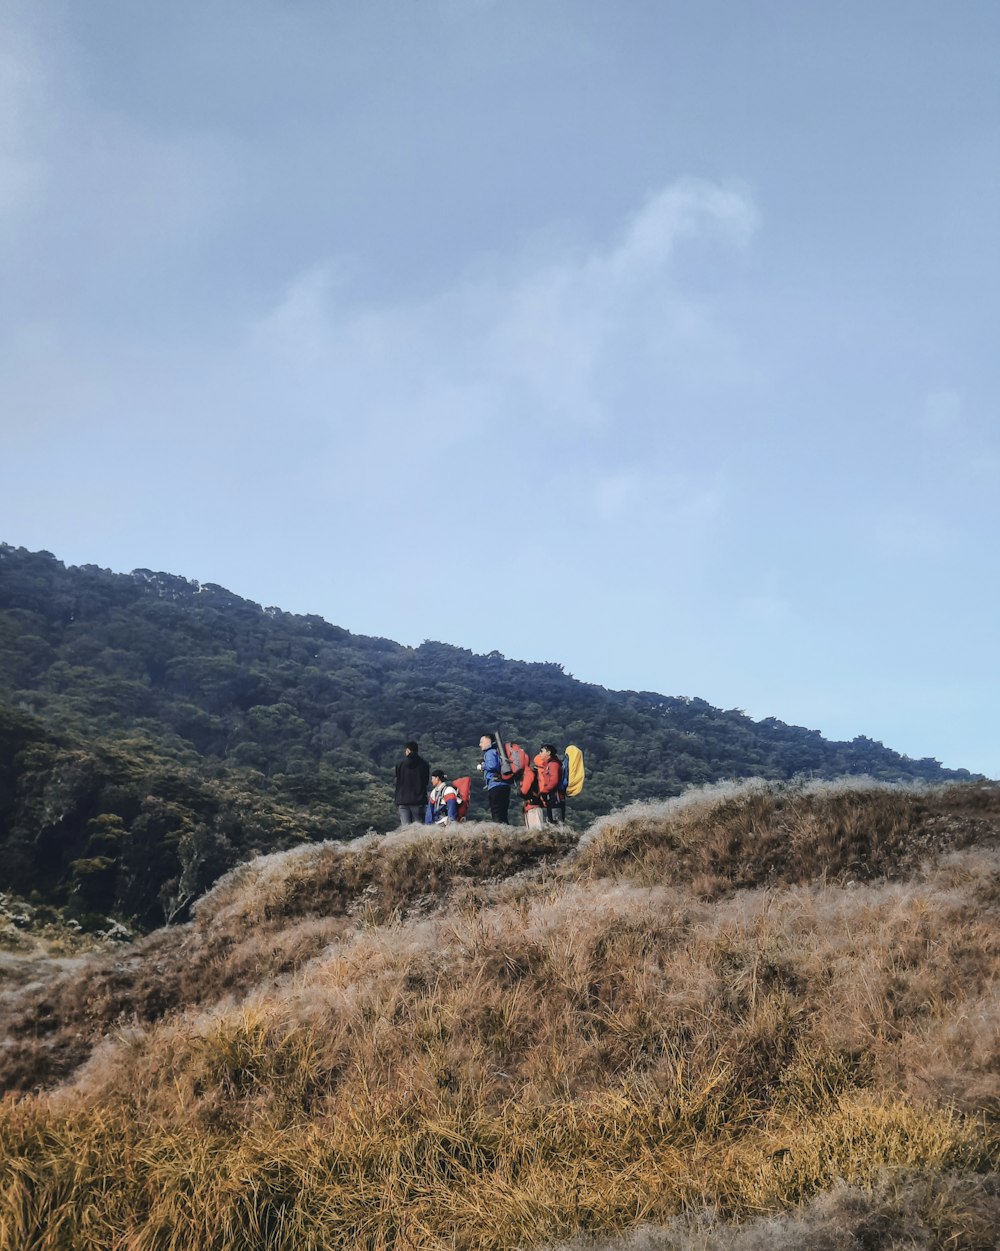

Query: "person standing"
<box><xmin>534</xmin><ymin>744</ymin><xmax>565</xmax><ymax>824</ymax></box>
<box><xmin>478</xmin><ymin>733</ymin><xmax>511</xmax><ymax>824</ymax></box>
<box><xmin>394</xmin><ymin>740</ymin><xmax>430</xmax><ymax>826</ymax></box>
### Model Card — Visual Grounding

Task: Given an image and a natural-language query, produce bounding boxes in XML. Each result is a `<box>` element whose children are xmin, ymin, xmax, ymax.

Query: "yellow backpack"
<box><xmin>562</xmin><ymin>744</ymin><xmax>585</xmax><ymax>797</ymax></box>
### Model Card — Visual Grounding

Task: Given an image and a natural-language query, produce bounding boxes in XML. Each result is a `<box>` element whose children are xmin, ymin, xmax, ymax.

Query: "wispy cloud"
<box><xmin>245</xmin><ymin>178</ymin><xmax>760</xmax><ymax>467</ymax></box>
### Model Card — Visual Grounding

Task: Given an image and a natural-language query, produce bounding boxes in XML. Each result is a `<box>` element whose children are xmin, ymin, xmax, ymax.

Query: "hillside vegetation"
<box><xmin>2</xmin><ymin>779</ymin><xmax>999</xmax><ymax>1249</ymax></box>
<box><xmin>0</xmin><ymin>543</ymin><xmax>976</xmax><ymax>930</ymax></box>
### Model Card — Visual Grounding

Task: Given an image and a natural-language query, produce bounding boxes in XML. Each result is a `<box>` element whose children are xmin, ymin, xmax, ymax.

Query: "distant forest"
<box><xmin>0</xmin><ymin>543</ymin><xmax>974</xmax><ymax>928</ymax></box>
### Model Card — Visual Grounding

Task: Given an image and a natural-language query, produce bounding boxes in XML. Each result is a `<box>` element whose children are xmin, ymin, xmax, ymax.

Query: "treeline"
<box><xmin>0</xmin><ymin>543</ymin><xmax>974</xmax><ymax>927</ymax></box>
<box><xmin>0</xmin><ymin>703</ymin><xmax>341</xmax><ymax>928</ymax></box>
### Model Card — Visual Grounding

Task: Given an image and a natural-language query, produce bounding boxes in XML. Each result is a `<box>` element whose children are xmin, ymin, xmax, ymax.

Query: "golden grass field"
<box><xmin>2</xmin><ymin>779</ymin><xmax>999</xmax><ymax>1249</ymax></box>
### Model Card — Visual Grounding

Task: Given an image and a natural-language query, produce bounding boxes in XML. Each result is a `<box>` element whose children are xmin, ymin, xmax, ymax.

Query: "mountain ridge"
<box><xmin>0</xmin><ymin>541</ymin><xmax>977</xmax><ymax>929</ymax></box>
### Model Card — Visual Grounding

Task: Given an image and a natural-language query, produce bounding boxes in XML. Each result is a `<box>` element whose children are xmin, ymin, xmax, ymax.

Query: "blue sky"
<box><xmin>2</xmin><ymin>0</ymin><xmax>998</xmax><ymax>776</ymax></box>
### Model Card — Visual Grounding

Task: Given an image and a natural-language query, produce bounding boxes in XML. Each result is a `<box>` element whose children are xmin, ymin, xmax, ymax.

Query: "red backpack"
<box><xmin>452</xmin><ymin>776</ymin><xmax>472</xmax><ymax>821</ymax></box>
<box><xmin>494</xmin><ymin>736</ymin><xmax>536</xmax><ymax>798</ymax></box>
<box><xmin>495</xmin><ymin>733</ymin><xmax>530</xmax><ymax>781</ymax></box>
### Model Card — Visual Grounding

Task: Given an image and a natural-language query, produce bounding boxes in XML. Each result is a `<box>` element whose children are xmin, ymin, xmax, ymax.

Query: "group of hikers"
<box><xmin>393</xmin><ymin>733</ymin><xmax>584</xmax><ymax>828</ymax></box>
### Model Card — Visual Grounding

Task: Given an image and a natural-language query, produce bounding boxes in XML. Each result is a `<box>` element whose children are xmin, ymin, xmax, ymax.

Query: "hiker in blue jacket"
<box><xmin>478</xmin><ymin>733</ymin><xmax>511</xmax><ymax>824</ymax></box>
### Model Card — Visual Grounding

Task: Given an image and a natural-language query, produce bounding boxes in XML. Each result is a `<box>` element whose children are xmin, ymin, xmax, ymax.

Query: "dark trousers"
<box><xmin>488</xmin><ymin>785</ymin><xmax>511</xmax><ymax>824</ymax></box>
<box><xmin>540</xmin><ymin>795</ymin><xmax>566</xmax><ymax>824</ymax></box>
<box><xmin>398</xmin><ymin>804</ymin><xmax>424</xmax><ymax>826</ymax></box>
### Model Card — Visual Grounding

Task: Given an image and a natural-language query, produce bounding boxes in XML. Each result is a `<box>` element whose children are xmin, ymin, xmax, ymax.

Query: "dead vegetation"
<box><xmin>1</xmin><ymin>780</ymin><xmax>999</xmax><ymax>1249</ymax></box>
<box><xmin>573</xmin><ymin>778</ymin><xmax>1000</xmax><ymax>894</ymax></box>
<box><xmin>0</xmin><ymin>820</ymin><xmax>573</xmax><ymax>1091</ymax></box>
<box><xmin>548</xmin><ymin>1172</ymin><xmax>1000</xmax><ymax>1250</ymax></box>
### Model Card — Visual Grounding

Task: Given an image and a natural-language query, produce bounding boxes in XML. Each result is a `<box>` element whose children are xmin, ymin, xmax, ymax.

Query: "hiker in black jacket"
<box><xmin>394</xmin><ymin>741</ymin><xmax>430</xmax><ymax>826</ymax></box>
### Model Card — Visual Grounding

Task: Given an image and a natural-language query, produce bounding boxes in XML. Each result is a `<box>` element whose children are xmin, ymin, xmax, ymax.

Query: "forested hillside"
<box><xmin>0</xmin><ymin>543</ymin><xmax>975</xmax><ymax>928</ymax></box>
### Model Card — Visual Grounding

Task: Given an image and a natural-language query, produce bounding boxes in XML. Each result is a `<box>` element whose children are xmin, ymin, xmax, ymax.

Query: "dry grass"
<box><xmin>1</xmin><ymin>1091</ymin><xmax>992</xmax><ymax>1250</ymax></box>
<box><xmin>573</xmin><ymin>778</ymin><xmax>1000</xmax><ymax>896</ymax></box>
<box><xmin>549</xmin><ymin>1172</ymin><xmax>1000</xmax><ymax>1249</ymax></box>
<box><xmin>1</xmin><ymin>781</ymin><xmax>999</xmax><ymax>1249</ymax></box>
<box><xmin>0</xmin><ymin>820</ymin><xmax>573</xmax><ymax>1091</ymax></box>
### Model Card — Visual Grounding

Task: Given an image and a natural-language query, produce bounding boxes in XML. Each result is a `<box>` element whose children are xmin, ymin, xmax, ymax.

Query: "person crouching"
<box><xmin>425</xmin><ymin>770</ymin><xmax>460</xmax><ymax>824</ymax></box>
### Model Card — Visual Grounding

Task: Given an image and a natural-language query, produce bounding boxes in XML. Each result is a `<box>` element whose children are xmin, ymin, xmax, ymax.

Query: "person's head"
<box><xmin>404</xmin><ymin>741</ymin><xmax>419</xmax><ymax>755</ymax></box>
<box><xmin>538</xmin><ymin>743</ymin><xmax>559</xmax><ymax>762</ymax></box>
<box><xmin>479</xmin><ymin>734</ymin><xmax>493</xmax><ymax>751</ymax></box>
<box><xmin>431</xmin><ymin>769</ymin><xmax>448</xmax><ymax>786</ymax></box>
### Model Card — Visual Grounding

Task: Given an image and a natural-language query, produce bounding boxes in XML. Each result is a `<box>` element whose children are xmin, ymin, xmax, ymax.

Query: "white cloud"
<box><xmin>251</xmin><ymin>264</ymin><xmax>347</xmax><ymax>364</ymax></box>
<box><xmin>245</xmin><ymin>177</ymin><xmax>761</xmax><ymax>461</ymax></box>
<box><xmin>606</xmin><ymin>180</ymin><xmax>759</xmax><ymax>280</ymax></box>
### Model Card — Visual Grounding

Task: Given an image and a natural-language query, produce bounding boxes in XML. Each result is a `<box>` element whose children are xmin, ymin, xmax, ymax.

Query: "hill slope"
<box><xmin>0</xmin><ymin>542</ymin><xmax>977</xmax><ymax>928</ymax></box>
<box><xmin>1</xmin><ymin>779</ymin><xmax>998</xmax><ymax>1249</ymax></box>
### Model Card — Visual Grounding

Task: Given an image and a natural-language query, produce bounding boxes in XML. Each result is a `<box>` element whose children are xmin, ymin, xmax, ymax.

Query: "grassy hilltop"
<box><xmin>2</xmin><ymin>779</ymin><xmax>999</xmax><ymax>1250</ymax></box>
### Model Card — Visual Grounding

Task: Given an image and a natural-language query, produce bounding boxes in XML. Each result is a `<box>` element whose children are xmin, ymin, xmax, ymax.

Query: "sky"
<box><xmin>1</xmin><ymin>0</ymin><xmax>998</xmax><ymax>777</ymax></box>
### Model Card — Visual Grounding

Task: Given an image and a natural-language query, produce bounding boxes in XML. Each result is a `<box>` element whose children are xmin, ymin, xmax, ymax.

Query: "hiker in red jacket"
<box><xmin>534</xmin><ymin>744</ymin><xmax>565</xmax><ymax>824</ymax></box>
